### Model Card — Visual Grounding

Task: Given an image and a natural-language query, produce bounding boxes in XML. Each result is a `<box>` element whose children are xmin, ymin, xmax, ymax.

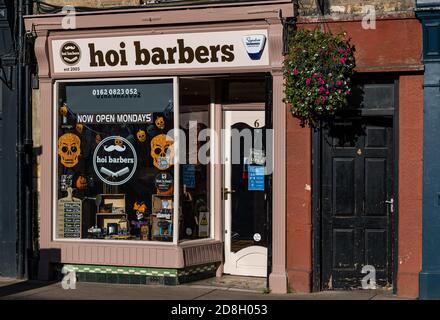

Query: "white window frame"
<box><xmin>52</xmin><ymin>76</ymin><xmax>181</xmax><ymax>245</ymax></box>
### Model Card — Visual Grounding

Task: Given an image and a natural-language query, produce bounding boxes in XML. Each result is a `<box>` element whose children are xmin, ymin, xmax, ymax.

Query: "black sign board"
<box><xmin>57</xmin><ymin>188</ymin><xmax>82</xmax><ymax>239</ymax></box>
<box><xmin>155</xmin><ymin>172</ymin><xmax>173</xmax><ymax>193</ymax></box>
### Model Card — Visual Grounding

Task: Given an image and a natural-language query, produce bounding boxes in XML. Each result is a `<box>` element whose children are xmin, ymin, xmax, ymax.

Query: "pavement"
<box><xmin>0</xmin><ymin>276</ymin><xmax>412</xmax><ymax>300</ymax></box>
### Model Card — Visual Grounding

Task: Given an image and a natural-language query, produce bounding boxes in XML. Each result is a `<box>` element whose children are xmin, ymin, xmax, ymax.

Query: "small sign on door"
<box><xmin>248</xmin><ymin>165</ymin><xmax>265</xmax><ymax>191</ymax></box>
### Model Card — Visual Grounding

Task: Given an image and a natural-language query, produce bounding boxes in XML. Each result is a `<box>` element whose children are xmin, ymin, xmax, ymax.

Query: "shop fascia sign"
<box><xmin>52</xmin><ymin>30</ymin><xmax>269</xmax><ymax>74</ymax></box>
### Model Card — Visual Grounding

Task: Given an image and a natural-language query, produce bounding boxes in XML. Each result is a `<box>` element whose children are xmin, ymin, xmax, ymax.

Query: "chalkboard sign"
<box><xmin>57</xmin><ymin>188</ymin><xmax>82</xmax><ymax>239</ymax></box>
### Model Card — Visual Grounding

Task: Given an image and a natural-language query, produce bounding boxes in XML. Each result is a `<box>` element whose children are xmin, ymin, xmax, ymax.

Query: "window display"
<box><xmin>55</xmin><ymin>78</ymin><xmax>176</xmax><ymax>242</ymax></box>
<box><xmin>178</xmin><ymin>78</ymin><xmax>212</xmax><ymax>241</ymax></box>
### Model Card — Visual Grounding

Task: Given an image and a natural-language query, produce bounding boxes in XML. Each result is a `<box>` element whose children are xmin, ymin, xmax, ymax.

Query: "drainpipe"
<box><xmin>16</xmin><ymin>0</ymin><xmax>33</xmax><ymax>279</ymax></box>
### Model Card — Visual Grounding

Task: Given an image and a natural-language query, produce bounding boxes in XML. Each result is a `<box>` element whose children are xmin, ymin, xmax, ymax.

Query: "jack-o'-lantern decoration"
<box><xmin>133</xmin><ymin>202</ymin><xmax>147</xmax><ymax>213</ymax></box>
<box><xmin>75</xmin><ymin>123</ymin><xmax>84</xmax><ymax>134</ymax></box>
<box><xmin>75</xmin><ymin>175</ymin><xmax>88</xmax><ymax>189</ymax></box>
<box><xmin>58</xmin><ymin>133</ymin><xmax>81</xmax><ymax>168</ymax></box>
<box><xmin>137</xmin><ymin>129</ymin><xmax>147</xmax><ymax>143</ymax></box>
<box><xmin>95</xmin><ymin>134</ymin><xmax>102</xmax><ymax>144</ymax></box>
<box><xmin>155</xmin><ymin>116</ymin><xmax>165</xmax><ymax>130</ymax></box>
<box><xmin>59</xmin><ymin>103</ymin><xmax>68</xmax><ymax>116</ymax></box>
<box><xmin>150</xmin><ymin>134</ymin><xmax>174</xmax><ymax>170</ymax></box>
<box><xmin>115</xmin><ymin>137</ymin><xmax>123</xmax><ymax>147</ymax></box>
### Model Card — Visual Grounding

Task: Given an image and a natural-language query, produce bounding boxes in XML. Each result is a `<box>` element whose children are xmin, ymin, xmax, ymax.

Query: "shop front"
<box><xmin>25</xmin><ymin>1</ymin><xmax>294</xmax><ymax>293</ymax></box>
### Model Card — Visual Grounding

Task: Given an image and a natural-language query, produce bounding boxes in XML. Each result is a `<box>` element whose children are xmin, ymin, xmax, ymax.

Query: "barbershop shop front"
<box><xmin>25</xmin><ymin>1</ymin><xmax>293</xmax><ymax>293</ymax></box>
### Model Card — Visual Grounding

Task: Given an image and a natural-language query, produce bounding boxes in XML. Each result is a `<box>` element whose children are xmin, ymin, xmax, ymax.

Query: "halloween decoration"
<box><xmin>75</xmin><ymin>175</ymin><xmax>88</xmax><ymax>190</ymax></box>
<box><xmin>150</xmin><ymin>134</ymin><xmax>174</xmax><ymax>170</ymax></box>
<box><xmin>155</xmin><ymin>116</ymin><xmax>165</xmax><ymax>130</ymax></box>
<box><xmin>58</xmin><ymin>133</ymin><xmax>81</xmax><ymax>168</ymax></box>
<box><xmin>59</xmin><ymin>103</ymin><xmax>68</xmax><ymax>116</ymax></box>
<box><xmin>134</xmin><ymin>201</ymin><xmax>148</xmax><ymax>220</ymax></box>
<box><xmin>115</xmin><ymin>136</ymin><xmax>123</xmax><ymax>147</ymax></box>
<box><xmin>75</xmin><ymin>123</ymin><xmax>84</xmax><ymax>134</ymax></box>
<box><xmin>137</xmin><ymin>129</ymin><xmax>147</xmax><ymax>142</ymax></box>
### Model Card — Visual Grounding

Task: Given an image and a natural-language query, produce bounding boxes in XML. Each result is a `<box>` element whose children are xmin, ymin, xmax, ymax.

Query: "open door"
<box><xmin>223</xmin><ymin>110</ymin><xmax>268</xmax><ymax>277</ymax></box>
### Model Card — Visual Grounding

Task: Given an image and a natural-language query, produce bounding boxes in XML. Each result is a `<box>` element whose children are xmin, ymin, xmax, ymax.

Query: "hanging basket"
<box><xmin>283</xmin><ymin>28</ymin><xmax>356</xmax><ymax>127</ymax></box>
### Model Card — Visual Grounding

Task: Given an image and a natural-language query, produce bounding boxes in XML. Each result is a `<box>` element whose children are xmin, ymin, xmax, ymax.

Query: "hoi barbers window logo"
<box><xmin>60</xmin><ymin>41</ymin><xmax>81</xmax><ymax>65</ymax></box>
<box><xmin>93</xmin><ymin>136</ymin><xmax>137</xmax><ymax>186</ymax></box>
<box><xmin>242</xmin><ymin>34</ymin><xmax>266</xmax><ymax>60</ymax></box>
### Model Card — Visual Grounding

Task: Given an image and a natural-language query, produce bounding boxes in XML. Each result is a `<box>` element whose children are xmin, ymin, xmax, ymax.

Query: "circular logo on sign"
<box><xmin>155</xmin><ymin>172</ymin><xmax>173</xmax><ymax>193</ymax></box>
<box><xmin>253</xmin><ymin>233</ymin><xmax>262</xmax><ymax>242</ymax></box>
<box><xmin>60</xmin><ymin>41</ymin><xmax>81</xmax><ymax>65</ymax></box>
<box><xmin>93</xmin><ymin>136</ymin><xmax>137</xmax><ymax>186</ymax></box>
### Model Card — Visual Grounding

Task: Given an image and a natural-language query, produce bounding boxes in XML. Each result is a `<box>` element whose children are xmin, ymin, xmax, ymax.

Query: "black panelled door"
<box><xmin>321</xmin><ymin>117</ymin><xmax>394</xmax><ymax>289</ymax></box>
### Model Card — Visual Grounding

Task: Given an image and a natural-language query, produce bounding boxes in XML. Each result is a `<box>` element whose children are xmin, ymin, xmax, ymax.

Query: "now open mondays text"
<box><xmin>76</xmin><ymin>113</ymin><xmax>153</xmax><ymax>124</ymax></box>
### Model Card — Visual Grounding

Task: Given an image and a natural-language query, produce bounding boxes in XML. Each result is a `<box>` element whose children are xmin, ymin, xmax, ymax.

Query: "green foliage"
<box><xmin>283</xmin><ymin>28</ymin><xmax>356</xmax><ymax>127</ymax></box>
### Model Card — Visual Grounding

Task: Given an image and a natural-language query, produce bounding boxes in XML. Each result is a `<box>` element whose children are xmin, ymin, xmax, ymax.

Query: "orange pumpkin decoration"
<box><xmin>75</xmin><ymin>123</ymin><xmax>84</xmax><ymax>134</ymax></box>
<box><xmin>59</xmin><ymin>103</ymin><xmax>68</xmax><ymax>116</ymax></box>
<box><xmin>133</xmin><ymin>202</ymin><xmax>147</xmax><ymax>213</ymax></box>
<box><xmin>75</xmin><ymin>175</ymin><xmax>88</xmax><ymax>189</ymax></box>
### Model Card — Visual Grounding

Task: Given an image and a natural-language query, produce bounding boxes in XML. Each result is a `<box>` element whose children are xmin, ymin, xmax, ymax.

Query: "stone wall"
<box><xmin>298</xmin><ymin>0</ymin><xmax>415</xmax><ymax>16</ymax></box>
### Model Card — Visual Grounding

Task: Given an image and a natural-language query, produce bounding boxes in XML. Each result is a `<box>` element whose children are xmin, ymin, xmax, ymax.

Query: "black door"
<box><xmin>321</xmin><ymin>117</ymin><xmax>394</xmax><ymax>289</ymax></box>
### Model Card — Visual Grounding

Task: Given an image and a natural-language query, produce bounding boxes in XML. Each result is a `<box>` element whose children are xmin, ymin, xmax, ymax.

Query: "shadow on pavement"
<box><xmin>0</xmin><ymin>280</ymin><xmax>57</xmax><ymax>299</ymax></box>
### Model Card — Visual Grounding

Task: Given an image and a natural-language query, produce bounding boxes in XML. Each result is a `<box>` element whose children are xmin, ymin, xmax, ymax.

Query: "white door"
<box><xmin>223</xmin><ymin>110</ymin><xmax>268</xmax><ymax>277</ymax></box>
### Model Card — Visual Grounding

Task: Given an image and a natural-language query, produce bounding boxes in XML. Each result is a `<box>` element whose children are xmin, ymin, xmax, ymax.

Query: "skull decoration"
<box><xmin>137</xmin><ymin>129</ymin><xmax>147</xmax><ymax>143</ymax></box>
<box><xmin>115</xmin><ymin>137</ymin><xmax>123</xmax><ymax>147</ymax></box>
<box><xmin>150</xmin><ymin>134</ymin><xmax>174</xmax><ymax>170</ymax></box>
<box><xmin>58</xmin><ymin>133</ymin><xmax>81</xmax><ymax>168</ymax></box>
<box><xmin>155</xmin><ymin>116</ymin><xmax>165</xmax><ymax>130</ymax></box>
<box><xmin>75</xmin><ymin>123</ymin><xmax>84</xmax><ymax>134</ymax></box>
<box><xmin>59</xmin><ymin>103</ymin><xmax>68</xmax><ymax>116</ymax></box>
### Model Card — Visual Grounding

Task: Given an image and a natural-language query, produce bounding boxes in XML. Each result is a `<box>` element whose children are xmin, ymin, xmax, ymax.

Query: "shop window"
<box><xmin>222</xmin><ymin>77</ymin><xmax>266</xmax><ymax>104</ymax></box>
<box><xmin>55</xmin><ymin>78</ymin><xmax>177</xmax><ymax>242</ymax></box>
<box><xmin>179</xmin><ymin>78</ymin><xmax>212</xmax><ymax>241</ymax></box>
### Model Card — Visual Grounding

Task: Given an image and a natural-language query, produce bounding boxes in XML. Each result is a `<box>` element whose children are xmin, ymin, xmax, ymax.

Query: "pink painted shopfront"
<box><xmin>25</xmin><ymin>0</ymin><xmax>294</xmax><ymax>293</ymax></box>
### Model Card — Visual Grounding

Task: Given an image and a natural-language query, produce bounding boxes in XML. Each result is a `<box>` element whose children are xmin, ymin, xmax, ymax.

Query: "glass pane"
<box><xmin>230</xmin><ymin>121</ymin><xmax>267</xmax><ymax>252</ymax></box>
<box><xmin>55</xmin><ymin>79</ymin><xmax>175</xmax><ymax>242</ymax></box>
<box><xmin>179</xmin><ymin>78</ymin><xmax>211</xmax><ymax>241</ymax></box>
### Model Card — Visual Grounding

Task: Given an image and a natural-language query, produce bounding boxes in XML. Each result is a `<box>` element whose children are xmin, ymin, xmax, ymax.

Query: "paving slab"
<box><xmin>0</xmin><ymin>279</ymin><xmax>411</xmax><ymax>300</ymax></box>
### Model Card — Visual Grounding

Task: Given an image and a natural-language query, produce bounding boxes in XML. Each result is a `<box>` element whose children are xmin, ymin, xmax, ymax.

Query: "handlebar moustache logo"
<box><xmin>60</xmin><ymin>42</ymin><xmax>81</xmax><ymax>65</ymax></box>
<box><xmin>93</xmin><ymin>136</ymin><xmax>137</xmax><ymax>186</ymax></box>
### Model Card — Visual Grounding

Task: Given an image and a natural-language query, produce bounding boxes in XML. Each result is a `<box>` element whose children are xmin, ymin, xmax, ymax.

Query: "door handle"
<box><xmin>222</xmin><ymin>188</ymin><xmax>236</xmax><ymax>200</ymax></box>
<box><xmin>385</xmin><ymin>198</ymin><xmax>394</xmax><ymax>213</ymax></box>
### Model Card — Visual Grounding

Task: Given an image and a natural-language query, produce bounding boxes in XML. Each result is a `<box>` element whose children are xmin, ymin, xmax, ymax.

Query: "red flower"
<box><xmin>340</xmin><ymin>57</ymin><xmax>348</xmax><ymax>64</ymax></box>
<box><xmin>306</xmin><ymin>78</ymin><xmax>312</xmax><ymax>86</ymax></box>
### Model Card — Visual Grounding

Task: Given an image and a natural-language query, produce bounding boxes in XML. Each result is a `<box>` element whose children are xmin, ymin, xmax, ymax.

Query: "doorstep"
<box><xmin>183</xmin><ymin>275</ymin><xmax>268</xmax><ymax>293</ymax></box>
